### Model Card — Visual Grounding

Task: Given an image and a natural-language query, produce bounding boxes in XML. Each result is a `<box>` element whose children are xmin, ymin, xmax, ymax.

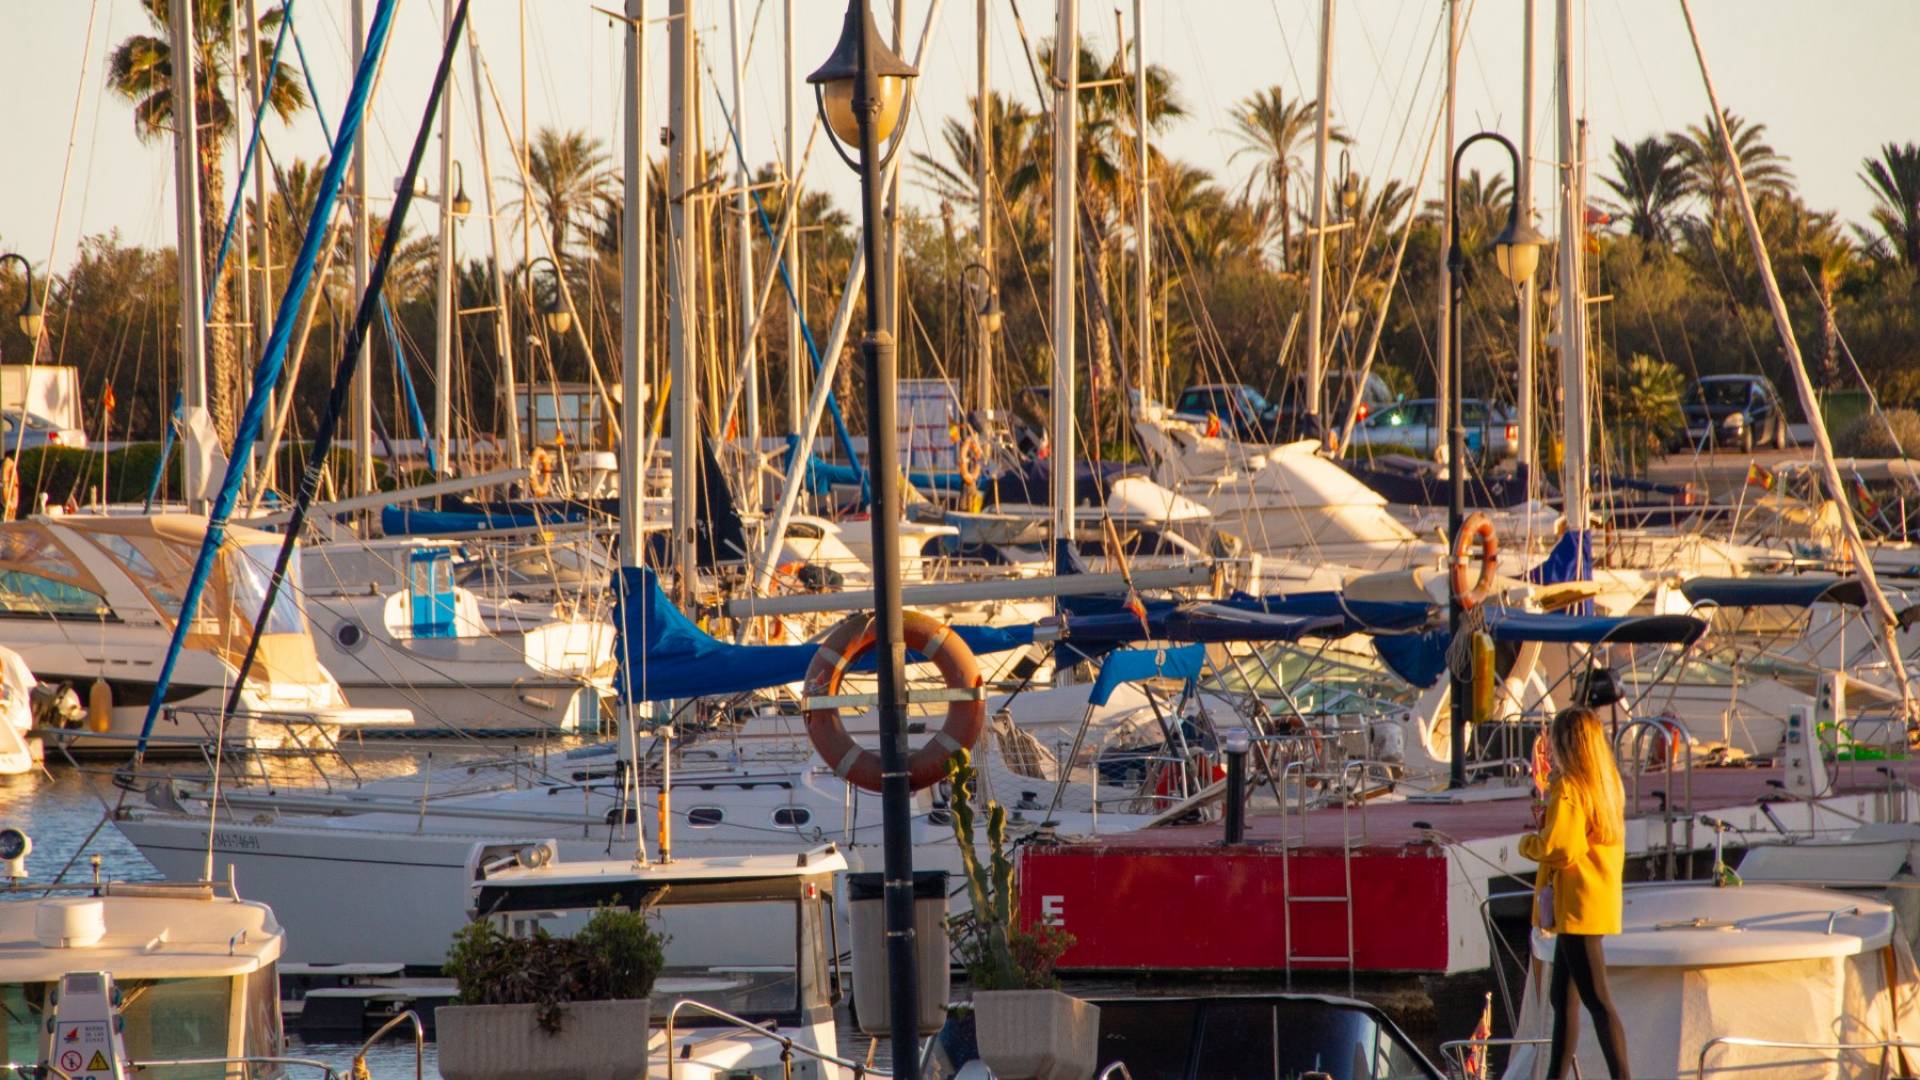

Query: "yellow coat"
<box><xmin>1519</xmin><ymin>778</ymin><xmax>1624</xmax><ymax>935</ymax></box>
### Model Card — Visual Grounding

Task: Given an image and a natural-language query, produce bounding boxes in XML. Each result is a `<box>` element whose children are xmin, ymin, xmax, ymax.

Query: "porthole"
<box><xmin>687</xmin><ymin>807</ymin><xmax>724</xmax><ymax>828</ymax></box>
<box><xmin>773</xmin><ymin>806</ymin><xmax>811</xmax><ymax>828</ymax></box>
<box><xmin>334</xmin><ymin>620</ymin><xmax>366</xmax><ymax>652</ymax></box>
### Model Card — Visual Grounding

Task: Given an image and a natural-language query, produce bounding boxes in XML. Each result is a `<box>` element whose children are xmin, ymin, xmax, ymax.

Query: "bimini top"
<box><xmin>472</xmin><ymin>846</ymin><xmax>848</xmax><ymax>917</ymax></box>
<box><xmin>1530</xmin><ymin>883</ymin><xmax>1895</xmax><ymax>967</ymax></box>
<box><xmin>1680</xmin><ymin>575</ymin><xmax>1871</xmax><ymax>610</ymax></box>
<box><xmin>1479</xmin><ymin>607</ymin><xmax>1708</xmax><ymax>646</ymax></box>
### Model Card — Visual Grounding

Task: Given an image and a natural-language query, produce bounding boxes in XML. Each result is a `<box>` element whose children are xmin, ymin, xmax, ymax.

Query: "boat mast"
<box><xmin>167</xmin><ymin>0</ymin><xmax>210</xmax><ymax>511</ymax></box>
<box><xmin>1677</xmin><ymin>0</ymin><xmax>1915</xmax><ymax>705</ymax></box>
<box><xmin>243</xmin><ymin>0</ymin><xmax>275</xmax><ymax>493</ymax></box>
<box><xmin>1554</xmin><ymin>0</ymin><xmax>1589</xmax><ymax>539</ymax></box>
<box><xmin>667</xmin><ymin>0</ymin><xmax>701</xmax><ymax>600</ymax></box>
<box><xmin>433</xmin><ymin>0</ymin><xmax>456</xmax><ymax>478</ymax></box>
<box><xmin>785</xmin><ymin>0</ymin><xmax>805</xmax><ymax>428</ymax></box>
<box><xmin>1434</xmin><ymin>0</ymin><xmax>1456</xmax><ymax>468</ymax></box>
<box><xmin>1131</xmin><ymin>0</ymin><xmax>1150</xmax><ymax>404</ymax></box>
<box><xmin>351</xmin><ymin>0</ymin><xmax>375</xmax><ymax>501</ymax></box>
<box><xmin>1303</xmin><ymin>0</ymin><xmax>1334</xmax><ymax>427</ymax></box>
<box><xmin>228</xmin><ymin>3</ymin><xmax>254</xmax><ymax>489</ymax></box>
<box><xmin>976</xmin><ymin>0</ymin><xmax>995</xmax><ymax>417</ymax></box>
<box><xmin>727</xmin><ymin>0</ymin><xmax>759</xmax><ymax>452</ymax></box>
<box><xmin>620</xmin><ymin>0</ymin><xmax>649</xmax><ymax>570</ymax></box>
<box><xmin>1516</xmin><ymin>0</ymin><xmax>1537</xmax><ymax>479</ymax></box>
<box><xmin>469</xmin><ymin>26</ymin><xmax>522</xmax><ymax>470</ymax></box>
<box><xmin>1050</xmin><ymin>0</ymin><xmax>1078</xmax><ymax>556</ymax></box>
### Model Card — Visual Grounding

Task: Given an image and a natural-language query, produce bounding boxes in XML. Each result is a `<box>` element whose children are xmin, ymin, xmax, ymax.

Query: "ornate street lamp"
<box><xmin>450</xmin><ymin>161</ymin><xmax>472</xmax><ymax>220</ymax></box>
<box><xmin>0</xmin><ymin>255</ymin><xmax>44</xmax><ymax>340</ymax></box>
<box><xmin>525</xmin><ymin>256</ymin><xmax>571</xmax><ymax>336</ymax></box>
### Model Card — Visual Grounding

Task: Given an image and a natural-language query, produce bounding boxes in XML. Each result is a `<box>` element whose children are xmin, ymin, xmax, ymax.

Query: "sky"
<box><xmin>2</xmin><ymin>0</ymin><xmax>1916</xmax><ymax>274</ymax></box>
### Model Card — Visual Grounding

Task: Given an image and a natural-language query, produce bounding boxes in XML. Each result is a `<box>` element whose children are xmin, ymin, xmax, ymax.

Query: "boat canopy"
<box><xmin>1680</xmin><ymin>575</ymin><xmax>1870</xmax><ymax>610</ymax></box>
<box><xmin>611</xmin><ymin>567</ymin><xmax>1035</xmax><ymax>704</ymax></box>
<box><xmin>1221</xmin><ymin>590</ymin><xmax>1433</xmax><ymax>633</ymax></box>
<box><xmin>1062</xmin><ymin>604</ymin><xmax>1349</xmax><ymax>650</ymax></box>
<box><xmin>1480</xmin><ymin>608</ymin><xmax>1708</xmax><ymax>646</ymax></box>
<box><xmin>1088</xmin><ymin>644</ymin><xmax>1206</xmax><ymax>707</ymax></box>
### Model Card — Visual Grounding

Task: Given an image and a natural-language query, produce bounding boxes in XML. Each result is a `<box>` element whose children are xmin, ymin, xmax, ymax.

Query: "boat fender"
<box><xmin>1449</xmin><ymin>511</ymin><xmax>1498</xmax><ymax>609</ymax></box>
<box><xmin>86</xmin><ymin>677</ymin><xmax>112</xmax><ymax>734</ymax></box>
<box><xmin>1470</xmin><ymin>631</ymin><xmax>1496</xmax><ymax>723</ymax></box>
<box><xmin>803</xmin><ymin>610</ymin><xmax>986</xmax><ymax>793</ymax></box>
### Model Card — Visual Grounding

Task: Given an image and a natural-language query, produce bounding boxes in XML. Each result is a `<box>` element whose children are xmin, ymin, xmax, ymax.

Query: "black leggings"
<box><xmin>1547</xmin><ymin>932</ymin><xmax>1630</xmax><ymax>1078</ymax></box>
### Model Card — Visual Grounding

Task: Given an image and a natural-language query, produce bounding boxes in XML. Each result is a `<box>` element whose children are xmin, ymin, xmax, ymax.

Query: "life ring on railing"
<box><xmin>1449</xmin><ymin>511</ymin><xmax>1499</xmax><ymax>609</ymax></box>
<box><xmin>528</xmin><ymin>447</ymin><xmax>555</xmax><ymax>498</ymax></box>
<box><xmin>957</xmin><ymin>436</ymin><xmax>985</xmax><ymax>488</ymax></box>
<box><xmin>803</xmin><ymin>610</ymin><xmax>986</xmax><ymax>793</ymax></box>
<box><xmin>0</xmin><ymin>457</ymin><xmax>17</xmax><ymax>522</ymax></box>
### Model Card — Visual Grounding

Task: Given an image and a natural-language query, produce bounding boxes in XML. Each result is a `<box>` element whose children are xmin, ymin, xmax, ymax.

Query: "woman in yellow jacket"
<box><xmin>1520</xmin><ymin>706</ymin><xmax>1630</xmax><ymax>1078</ymax></box>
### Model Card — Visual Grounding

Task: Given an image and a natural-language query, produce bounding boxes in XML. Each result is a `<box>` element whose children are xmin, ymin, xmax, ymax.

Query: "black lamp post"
<box><xmin>1445</xmin><ymin>132</ymin><xmax>1545</xmax><ymax>789</ymax></box>
<box><xmin>450</xmin><ymin>161</ymin><xmax>472</xmax><ymax>220</ymax></box>
<box><xmin>524</xmin><ymin>256</ymin><xmax>572</xmax><ymax>336</ymax></box>
<box><xmin>0</xmin><ymin>255</ymin><xmax>45</xmax><ymax>343</ymax></box>
<box><xmin>808</xmin><ymin>4</ymin><xmax>922</xmax><ymax>1075</ymax></box>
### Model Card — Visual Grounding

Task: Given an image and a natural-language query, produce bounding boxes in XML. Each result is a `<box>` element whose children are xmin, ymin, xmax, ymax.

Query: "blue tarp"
<box><xmin>1679</xmin><ymin>576</ymin><xmax>1869</xmax><ymax>610</ymax></box>
<box><xmin>1089</xmin><ymin>644</ymin><xmax>1206</xmax><ymax>707</ymax></box>
<box><xmin>1527</xmin><ymin>529</ymin><xmax>1594</xmax><ymax>587</ymax></box>
<box><xmin>611</xmin><ymin>567</ymin><xmax>1037</xmax><ymax>704</ymax></box>
<box><xmin>1375</xmin><ymin>630</ymin><xmax>1452</xmax><ymax>689</ymax></box>
<box><xmin>1221</xmin><ymin>590</ymin><xmax>1433</xmax><ymax>633</ymax></box>
<box><xmin>1480</xmin><ymin>608</ymin><xmax>1707</xmax><ymax>646</ymax></box>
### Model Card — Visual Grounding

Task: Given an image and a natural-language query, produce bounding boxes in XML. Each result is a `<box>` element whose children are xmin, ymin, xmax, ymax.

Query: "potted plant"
<box><xmin>436</xmin><ymin>905</ymin><xmax>666</xmax><ymax>1080</ymax></box>
<box><xmin>946</xmin><ymin>751</ymin><xmax>1095</xmax><ymax>1080</ymax></box>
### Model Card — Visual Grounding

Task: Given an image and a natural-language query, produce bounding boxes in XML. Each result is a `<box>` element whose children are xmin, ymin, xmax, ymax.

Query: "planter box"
<box><xmin>974</xmin><ymin>989</ymin><xmax>1099</xmax><ymax>1080</ymax></box>
<box><xmin>436</xmin><ymin>1000</ymin><xmax>650</xmax><ymax>1080</ymax></box>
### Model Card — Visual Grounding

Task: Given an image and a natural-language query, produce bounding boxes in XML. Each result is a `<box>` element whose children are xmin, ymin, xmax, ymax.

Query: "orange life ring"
<box><xmin>803</xmin><ymin>610</ymin><xmax>986</xmax><ymax>793</ymax></box>
<box><xmin>1449</xmin><ymin>511</ymin><xmax>1499</xmax><ymax>609</ymax></box>
<box><xmin>957</xmin><ymin>436</ymin><xmax>984</xmax><ymax>487</ymax></box>
<box><xmin>528</xmin><ymin>447</ymin><xmax>555</xmax><ymax>497</ymax></box>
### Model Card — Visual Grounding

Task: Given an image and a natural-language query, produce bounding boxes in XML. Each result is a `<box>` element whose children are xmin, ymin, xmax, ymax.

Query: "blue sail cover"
<box><xmin>1527</xmin><ymin>529</ymin><xmax>1594</xmax><ymax>586</ymax></box>
<box><xmin>611</xmin><ymin>568</ymin><xmax>1036</xmax><ymax>704</ymax></box>
<box><xmin>1480</xmin><ymin>608</ymin><xmax>1706</xmax><ymax>646</ymax></box>
<box><xmin>1679</xmin><ymin>576</ymin><xmax>1869</xmax><ymax>610</ymax></box>
<box><xmin>1221</xmin><ymin>590</ymin><xmax>1432</xmax><ymax>633</ymax></box>
<box><xmin>1088</xmin><ymin>644</ymin><xmax>1206</xmax><ymax>707</ymax></box>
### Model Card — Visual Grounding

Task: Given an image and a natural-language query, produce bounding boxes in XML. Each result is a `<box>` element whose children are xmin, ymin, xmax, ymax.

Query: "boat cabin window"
<box><xmin>0</xmin><ymin>569</ymin><xmax>110</xmax><ymax>619</ymax></box>
<box><xmin>687</xmin><ymin>807</ymin><xmax>724</xmax><ymax>827</ymax></box>
<box><xmin>772</xmin><ymin>807</ymin><xmax>811</xmax><ymax>828</ymax></box>
<box><xmin>243</xmin><ymin>964</ymin><xmax>283</xmax><ymax>1063</ymax></box>
<box><xmin>230</xmin><ymin>544</ymin><xmax>307</xmax><ymax>636</ymax></box>
<box><xmin>0</xmin><ymin>977</ymin><xmax>235</xmax><ymax>1078</ymax></box>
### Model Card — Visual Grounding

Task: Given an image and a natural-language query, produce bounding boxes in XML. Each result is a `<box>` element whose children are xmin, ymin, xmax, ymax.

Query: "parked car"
<box><xmin>1276</xmin><ymin>371</ymin><xmax>1396</xmax><ymax>429</ymax></box>
<box><xmin>1349</xmin><ymin>397</ymin><xmax>1517</xmax><ymax>459</ymax></box>
<box><xmin>0</xmin><ymin>410</ymin><xmax>85</xmax><ymax>451</ymax></box>
<box><xmin>1171</xmin><ymin>383</ymin><xmax>1321</xmax><ymax>443</ymax></box>
<box><xmin>1680</xmin><ymin>373</ymin><xmax>1787</xmax><ymax>452</ymax></box>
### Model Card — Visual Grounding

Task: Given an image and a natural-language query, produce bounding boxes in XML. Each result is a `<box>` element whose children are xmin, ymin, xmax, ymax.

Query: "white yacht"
<box><xmin>1</xmin><ymin>514</ymin><xmax>409</xmax><ymax>755</ymax></box>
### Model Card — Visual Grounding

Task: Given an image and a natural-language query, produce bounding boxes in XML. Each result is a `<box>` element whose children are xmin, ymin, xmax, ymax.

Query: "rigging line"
<box><xmin>205</xmin><ymin>0</ymin><xmax>298</xmax><ymax>325</ymax></box>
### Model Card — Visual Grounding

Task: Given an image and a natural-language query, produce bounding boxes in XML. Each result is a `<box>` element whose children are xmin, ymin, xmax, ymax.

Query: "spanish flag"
<box><xmin>1855</xmin><ymin>479</ymin><xmax>1881</xmax><ymax>517</ymax></box>
<box><xmin>1746</xmin><ymin>462</ymin><xmax>1775</xmax><ymax>491</ymax></box>
<box><xmin>1124</xmin><ymin>590</ymin><xmax>1151</xmax><ymax>636</ymax></box>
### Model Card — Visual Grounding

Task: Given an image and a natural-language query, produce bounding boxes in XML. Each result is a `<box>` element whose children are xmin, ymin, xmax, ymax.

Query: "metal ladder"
<box><xmin>1280</xmin><ymin>757</ymin><xmax>1369</xmax><ymax>994</ymax></box>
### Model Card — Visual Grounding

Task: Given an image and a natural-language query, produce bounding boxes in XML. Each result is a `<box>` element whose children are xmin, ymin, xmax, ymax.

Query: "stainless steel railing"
<box><xmin>351</xmin><ymin>1009</ymin><xmax>426</xmax><ymax>1080</ymax></box>
<box><xmin>1698</xmin><ymin>1035</ymin><xmax>1920</xmax><ymax>1077</ymax></box>
<box><xmin>663</xmin><ymin>998</ymin><xmax>889</xmax><ymax>1079</ymax></box>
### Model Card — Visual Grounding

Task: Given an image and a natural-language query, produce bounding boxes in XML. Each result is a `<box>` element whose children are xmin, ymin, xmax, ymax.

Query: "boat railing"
<box><xmin>55</xmin><ymin>1056</ymin><xmax>345</xmax><ymax>1077</ymax></box>
<box><xmin>1617</xmin><ymin>717</ymin><xmax>1695</xmax><ymax>879</ymax></box>
<box><xmin>662</xmin><ymin>998</ymin><xmax>889</xmax><ymax>1079</ymax></box>
<box><xmin>163</xmin><ymin>705</ymin><xmax>369</xmax><ymax>790</ymax></box>
<box><xmin>1438</xmin><ymin>1036</ymin><xmax>1547</xmax><ymax>1078</ymax></box>
<box><xmin>351</xmin><ymin>1009</ymin><xmax>426</xmax><ymax>1080</ymax></box>
<box><xmin>1698</xmin><ymin>1035</ymin><xmax>1920</xmax><ymax>1077</ymax></box>
<box><xmin>1096</xmin><ymin>1063</ymin><xmax>1136</xmax><ymax>1079</ymax></box>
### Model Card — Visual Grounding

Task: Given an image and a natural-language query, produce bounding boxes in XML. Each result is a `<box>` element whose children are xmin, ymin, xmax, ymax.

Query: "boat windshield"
<box><xmin>229</xmin><ymin>543</ymin><xmax>307</xmax><ymax>636</ymax></box>
<box><xmin>0</xmin><ymin>976</ymin><xmax>233</xmax><ymax>1078</ymax></box>
<box><xmin>1210</xmin><ymin>642</ymin><xmax>1420</xmax><ymax>716</ymax></box>
<box><xmin>643</xmin><ymin>897</ymin><xmax>829</xmax><ymax>1026</ymax></box>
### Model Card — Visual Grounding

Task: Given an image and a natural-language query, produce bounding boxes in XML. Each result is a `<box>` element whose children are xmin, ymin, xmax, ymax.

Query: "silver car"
<box><xmin>0</xmin><ymin>411</ymin><xmax>87</xmax><ymax>451</ymax></box>
<box><xmin>1349</xmin><ymin>398</ymin><xmax>1517</xmax><ymax>459</ymax></box>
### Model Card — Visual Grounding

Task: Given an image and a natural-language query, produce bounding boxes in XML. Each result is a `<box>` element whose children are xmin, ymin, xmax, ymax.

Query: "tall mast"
<box><xmin>1434</xmin><ymin>0</ymin><xmax>1457</xmax><ymax>467</ymax></box>
<box><xmin>469</xmin><ymin>26</ymin><xmax>521</xmax><ymax>470</ymax></box>
<box><xmin>433</xmin><ymin>0</ymin><xmax>456</xmax><ymax>477</ymax></box>
<box><xmin>1131</xmin><ymin>0</ymin><xmax>1150</xmax><ymax>403</ymax></box>
<box><xmin>168</xmin><ymin>0</ymin><xmax>210</xmax><ymax>510</ymax></box>
<box><xmin>619</xmin><ymin>0</ymin><xmax>649</xmax><ymax>568</ymax></box>
<box><xmin>667</xmin><ymin>0</ymin><xmax>701</xmax><ymax>598</ymax></box>
<box><xmin>1515</xmin><ymin>0</ymin><xmax>1537</xmax><ymax>478</ymax></box>
<box><xmin>243</xmin><ymin>0</ymin><xmax>274</xmax><ymax>492</ymax></box>
<box><xmin>785</xmin><ymin>0</ymin><xmax>805</xmax><ymax>428</ymax></box>
<box><xmin>975</xmin><ymin>0</ymin><xmax>994</xmax><ymax>416</ymax></box>
<box><xmin>1554</xmin><ymin>0</ymin><xmax>1589</xmax><ymax>532</ymax></box>
<box><xmin>1050</xmin><ymin>0</ymin><xmax>1078</xmax><ymax>552</ymax></box>
<box><xmin>351</xmin><ymin>0</ymin><xmax>375</xmax><ymax>499</ymax></box>
<box><xmin>228</xmin><ymin>1</ymin><xmax>253</xmax><ymax>487</ymax></box>
<box><xmin>1303</xmin><ymin>0</ymin><xmax>1334</xmax><ymax>425</ymax></box>
<box><xmin>727</xmin><ymin>0</ymin><xmax>759</xmax><ymax>450</ymax></box>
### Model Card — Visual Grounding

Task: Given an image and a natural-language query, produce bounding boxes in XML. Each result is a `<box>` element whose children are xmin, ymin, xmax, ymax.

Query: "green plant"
<box><xmin>1836</xmin><ymin>408</ymin><xmax>1920</xmax><ymax>459</ymax></box>
<box><xmin>445</xmin><ymin>906</ymin><xmax>665</xmax><ymax>1034</ymax></box>
<box><xmin>1608</xmin><ymin>354</ymin><xmax>1687</xmax><ymax>474</ymax></box>
<box><xmin>947</xmin><ymin>750</ymin><xmax>1074</xmax><ymax>992</ymax></box>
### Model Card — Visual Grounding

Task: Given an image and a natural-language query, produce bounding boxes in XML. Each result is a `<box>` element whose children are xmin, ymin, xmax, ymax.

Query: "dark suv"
<box><xmin>1681</xmin><ymin>374</ymin><xmax>1788</xmax><ymax>452</ymax></box>
<box><xmin>1172</xmin><ymin>383</ymin><xmax>1322</xmax><ymax>443</ymax></box>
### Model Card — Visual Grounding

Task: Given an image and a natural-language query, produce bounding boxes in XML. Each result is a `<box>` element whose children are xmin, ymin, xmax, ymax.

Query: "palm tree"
<box><xmin>1602</xmin><ymin>136</ymin><xmax>1690</xmax><ymax>244</ymax></box>
<box><xmin>1675</xmin><ymin>110</ymin><xmax>1792</xmax><ymax>222</ymax></box>
<box><xmin>1861</xmin><ymin>142</ymin><xmax>1920</xmax><ymax>269</ymax></box>
<box><xmin>108</xmin><ymin>0</ymin><xmax>308</xmax><ymax>444</ymax></box>
<box><xmin>511</xmin><ymin>127</ymin><xmax>618</xmax><ymax>258</ymax></box>
<box><xmin>1610</xmin><ymin>353</ymin><xmax>1686</xmax><ymax>474</ymax></box>
<box><xmin>1225</xmin><ymin>87</ymin><xmax>1347</xmax><ymax>269</ymax></box>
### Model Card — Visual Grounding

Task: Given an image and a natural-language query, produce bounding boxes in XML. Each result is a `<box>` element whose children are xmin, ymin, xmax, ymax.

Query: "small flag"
<box><xmin>1465</xmin><ymin>992</ymin><xmax>1494</xmax><ymax>1079</ymax></box>
<box><xmin>1204</xmin><ymin>413</ymin><xmax>1222</xmax><ymax>438</ymax></box>
<box><xmin>1746</xmin><ymin>462</ymin><xmax>1775</xmax><ymax>491</ymax></box>
<box><xmin>102</xmin><ymin>385</ymin><xmax>117</xmax><ymax>415</ymax></box>
<box><xmin>1531</xmin><ymin>733</ymin><xmax>1552</xmax><ymax>797</ymax></box>
<box><xmin>1124</xmin><ymin>590</ymin><xmax>1150</xmax><ymax>636</ymax></box>
<box><xmin>1855</xmin><ymin>479</ymin><xmax>1880</xmax><ymax>517</ymax></box>
<box><xmin>1584</xmin><ymin>205</ymin><xmax>1613</xmax><ymax>227</ymax></box>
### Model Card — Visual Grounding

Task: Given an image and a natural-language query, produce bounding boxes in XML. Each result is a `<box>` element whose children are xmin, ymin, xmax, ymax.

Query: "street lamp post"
<box><xmin>524</xmin><ymin>256</ymin><xmax>572</xmax><ymax>336</ymax></box>
<box><xmin>0</xmin><ymin>255</ymin><xmax>45</xmax><ymax>344</ymax></box>
<box><xmin>1445</xmin><ymin>132</ymin><xmax>1544</xmax><ymax>788</ymax></box>
<box><xmin>808</xmin><ymin>4</ymin><xmax>922</xmax><ymax>1075</ymax></box>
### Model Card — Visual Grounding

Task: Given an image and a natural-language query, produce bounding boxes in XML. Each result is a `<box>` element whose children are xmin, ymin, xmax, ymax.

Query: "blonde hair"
<box><xmin>1551</xmin><ymin>706</ymin><xmax>1624</xmax><ymax>845</ymax></box>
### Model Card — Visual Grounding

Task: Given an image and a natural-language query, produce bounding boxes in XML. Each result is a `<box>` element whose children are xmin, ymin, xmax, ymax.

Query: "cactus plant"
<box><xmin>947</xmin><ymin>750</ymin><xmax>1073</xmax><ymax>990</ymax></box>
